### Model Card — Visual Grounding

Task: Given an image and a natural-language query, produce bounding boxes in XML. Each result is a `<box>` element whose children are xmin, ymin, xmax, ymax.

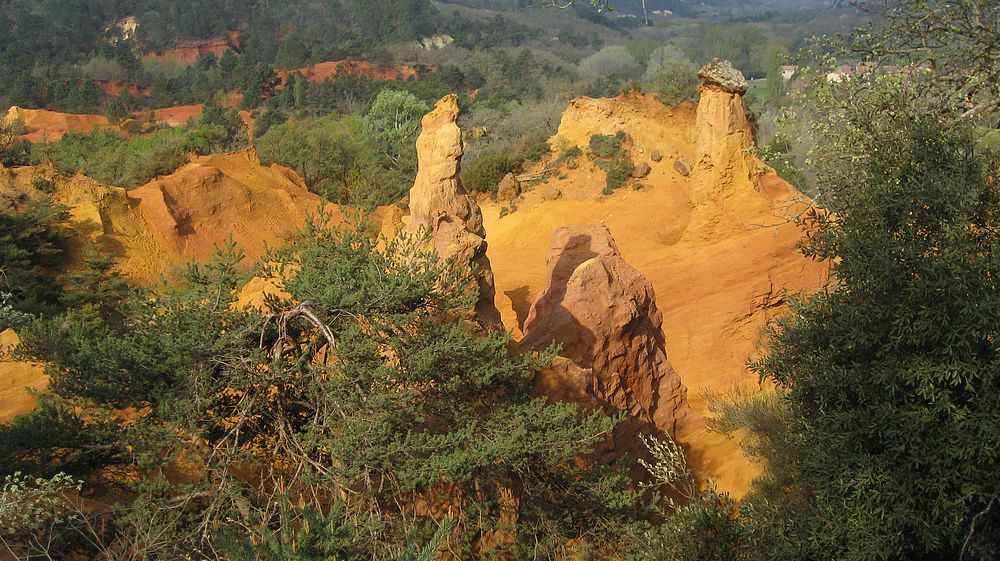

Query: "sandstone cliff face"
<box><xmin>5</xmin><ymin>106</ymin><xmax>112</xmax><ymax>143</ymax></box>
<box><xmin>144</xmin><ymin>32</ymin><xmax>242</xmax><ymax>67</ymax></box>
<box><xmin>1</xmin><ymin>151</ymin><xmax>349</xmax><ymax>285</ymax></box>
<box><xmin>408</xmin><ymin>95</ymin><xmax>500</xmax><ymax>326</ymax></box>
<box><xmin>276</xmin><ymin>61</ymin><xmax>420</xmax><ymax>87</ymax></box>
<box><xmin>522</xmin><ymin>224</ymin><xmax>690</xmax><ymax>445</ymax></box>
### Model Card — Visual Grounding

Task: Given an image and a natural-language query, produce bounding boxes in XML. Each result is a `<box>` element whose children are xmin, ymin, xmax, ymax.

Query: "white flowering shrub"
<box><xmin>0</xmin><ymin>472</ymin><xmax>82</xmax><ymax>535</ymax></box>
<box><xmin>0</xmin><ymin>291</ymin><xmax>33</xmax><ymax>332</ymax></box>
<box><xmin>638</xmin><ymin>433</ymin><xmax>698</xmax><ymax>509</ymax></box>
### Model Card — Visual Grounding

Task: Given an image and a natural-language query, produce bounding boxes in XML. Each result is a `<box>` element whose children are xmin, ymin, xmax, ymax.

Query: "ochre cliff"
<box><xmin>277</xmin><ymin>60</ymin><xmax>420</xmax><ymax>87</ymax></box>
<box><xmin>2</xmin><ymin>150</ymin><xmax>340</xmax><ymax>285</ymax></box>
<box><xmin>144</xmin><ymin>32</ymin><xmax>242</xmax><ymax>67</ymax></box>
<box><xmin>689</xmin><ymin>58</ymin><xmax>766</xmax><ymax>238</ymax></box>
<box><xmin>482</xmin><ymin>88</ymin><xmax>827</xmax><ymax>496</ymax></box>
<box><xmin>4</xmin><ymin>106</ymin><xmax>113</xmax><ymax>143</ymax></box>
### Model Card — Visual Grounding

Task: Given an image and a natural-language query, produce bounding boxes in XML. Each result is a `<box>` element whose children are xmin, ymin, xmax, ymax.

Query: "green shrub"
<box><xmin>256</xmin><ymin>114</ymin><xmax>402</xmax><ymax>207</ymax></box>
<box><xmin>1</xmin><ymin>118</ymin><xmax>31</xmax><ymax>167</ymax></box>
<box><xmin>588</xmin><ymin>131</ymin><xmax>627</xmax><ymax>159</ymax></box>
<box><xmin>31</xmin><ymin>178</ymin><xmax>55</xmax><ymax>193</ymax></box>
<box><xmin>0</xmin><ymin>198</ymin><xmax>74</xmax><ymax>321</ymax></box>
<box><xmin>461</xmin><ymin>151</ymin><xmax>519</xmax><ymax>195</ymax></box>
<box><xmin>31</xmin><ymin>120</ymin><xmax>241</xmax><ymax>189</ymax></box>
<box><xmin>588</xmin><ymin>132</ymin><xmax>634</xmax><ymax>194</ymax></box>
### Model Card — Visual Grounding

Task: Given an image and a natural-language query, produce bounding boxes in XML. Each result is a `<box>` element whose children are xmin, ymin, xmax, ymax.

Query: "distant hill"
<box><xmin>438</xmin><ymin>0</ymin><xmax>831</xmax><ymax>17</ymax></box>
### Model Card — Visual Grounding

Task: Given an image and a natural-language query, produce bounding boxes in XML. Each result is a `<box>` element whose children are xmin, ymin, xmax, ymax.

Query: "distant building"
<box><xmin>826</xmin><ymin>64</ymin><xmax>855</xmax><ymax>83</ymax></box>
<box><xmin>826</xmin><ymin>71</ymin><xmax>851</xmax><ymax>83</ymax></box>
<box><xmin>781</xmin><ymin>65</ymin><xmax>798</xmax><ymax>81</ymax></box>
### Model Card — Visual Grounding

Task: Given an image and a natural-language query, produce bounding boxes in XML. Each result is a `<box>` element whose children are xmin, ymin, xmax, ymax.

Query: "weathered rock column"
<box><xmin>693</xmin><ymin>58</ymin><xmax>757</xmax><ymax>204</ymax></box>
<box><xmin>407</xmin><ymin>95</ymin><xmax>501</xmax><ymax>327</ymax></box>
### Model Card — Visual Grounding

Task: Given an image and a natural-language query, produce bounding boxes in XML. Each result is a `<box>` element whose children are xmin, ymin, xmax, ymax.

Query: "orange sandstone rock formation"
<box><xmin>408</xmin><ymin>95</ymin><xmax>500</xmax><ymax>326</ymax></box>
<box><xmin>3</xmin><ymin>151</ymin><xmax>338</xmax><ymax>285</ymax></box>
<box><xmin>277</xmin><ymin>60</ymin><xmax>420</xmax><ymax>87</ymax></box>
<box><xmin>145</xmin><ymin>32</ymin><xmax>242</xmax><ymax>67</ymax></box>
<box><xmin>4</xmin><ymin>106</ymin><xmax>112</xmax><ymax>143</ymax></box>
<box><xmin>95</xmin><ymin>80</ymin><xmax>151</xmax><ymax>98</ymax></box>
<box><xmin>482</xmin><ymin>88</ymin><xmax>828</xmax><ymax>496</ymax></box>
<box><xmin>125</xmin><ymin>151</ymin><xmax>338</xmax><ymax>282</ymax></box>
<box><xmin>690</xmin><ymin>59</ymin><xmax>765</xmax><ymax>237</ymax></box>
<box><xmin>144</xmin><ymin>104</ymin><xmax>205</xmax><ymax>127</ymax></box>
<box><xmin>522</xmin><ymin>224</ymin><xmax>691</xmax><ymax>449</ymax></box>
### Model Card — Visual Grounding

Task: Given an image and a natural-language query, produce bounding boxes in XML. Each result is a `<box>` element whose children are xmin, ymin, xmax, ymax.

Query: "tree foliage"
<box><xmin>1</xmin><ymin>220</ymin><xmax>645</xmax><ymax>560</ymax></box>
<box><xmin>753</xmin><ymin>80</ymin><xmax>999</xmax><ymax>560</ymax></box>
<box><xmin>845</xmin><ymin>0</ymin><xmax>999</xmax><ymax>120</ymax></box>
<box><xmin>0</xmin><ymin>197</ymin><xmax>73</xmax><ymax>324</ymax></box>
<box><xmin>363</xmin><ymin>89</ymin><xmax>429</xmax><ymax>172</ymax></box>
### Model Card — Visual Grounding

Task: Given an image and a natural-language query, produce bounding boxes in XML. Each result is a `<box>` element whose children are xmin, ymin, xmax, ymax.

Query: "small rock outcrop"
<box><xmin>632</xmin><ymin>162</ymin><xmax>651</xmax><ymax>179</ymax></box>
<box><xmin>497</xmin><ymin>172</ymin><xmax>521</xmax><ymax>201</ymax></box>
<box><xmin>408</xmin><ymin>95</ymin><xmax>500</xmax><ymax>326</ymax></box>
<box><xmin>540</xmin><ymin>186</ymin><xmax>562</xmax><ymax>201</ymax></box>
<box><xmin>522</xmin><ymin>225</ymin><xmax>690</xmax><ymax>450</ymax></box>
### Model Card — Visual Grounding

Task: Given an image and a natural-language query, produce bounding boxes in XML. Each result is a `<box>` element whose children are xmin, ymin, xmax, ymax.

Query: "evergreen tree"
<box><xmin>2</xmin><ymin>222</ymin><xmax>645</xmax><ymax>560</ymax></box>
<box><xmin>0</xmin><ymin>197</ymin><xmax>73</xmax><ymax>324</ymax></box>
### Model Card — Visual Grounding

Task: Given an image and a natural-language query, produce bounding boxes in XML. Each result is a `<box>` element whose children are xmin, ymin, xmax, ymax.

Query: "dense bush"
<box><xmin>579</xmin><ymin>46</ymin><xmax>641</xmax><ymax>79</ymax></box>
<box><xmin>0</xmin><ymin>197</ymin><xmax>74</xmax><ymax>324</ymax></box>
<box><xmin>642</xmin><ymin>46</ymin><xmax>699</xmax><ymax>105</ymax></box>
<box><xmin>257</xmin><ymin>113</ymin><xmax>418</xmax><ymax>207</ymax></box>
<box><xmin>30</xmin><ymin>121</ymin><xmax>240</xmax><ymax>189</ymax></box>
<box><xmin>0</xmin><ymin>118</ymin><xmax>31</xmax><ymax>167</ymax></box>
<box><xmin>1</xmin><ymin>221</ymin><xmax>647</xmax><ymax>560</ymax></box>
<box><xmin>461</xmin><ymin>151</ymin><xmax>519</xmax><ymax>195</ymax></box>
<box><xmin>588</xmin><ymin>131</ymin><xmax>627</xmax><ymax>159</ymax></box>
<box><xmin>362</xmin><ymin>89</ymin><xmax>429</xmax><ymax>173</ymax></box>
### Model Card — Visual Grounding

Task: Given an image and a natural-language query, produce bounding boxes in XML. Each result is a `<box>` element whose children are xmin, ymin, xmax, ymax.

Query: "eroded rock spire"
<box><xmin>408</xmin><ymin>95</ymin><xmax>500</xmax><ymax>326</ymax></box>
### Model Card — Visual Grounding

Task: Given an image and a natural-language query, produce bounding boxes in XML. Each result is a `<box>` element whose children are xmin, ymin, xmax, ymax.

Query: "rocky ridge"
<box><xmin>482</xmin><ymin>66</ymin><xmax>827</xmax><ymax>495</ymax></box>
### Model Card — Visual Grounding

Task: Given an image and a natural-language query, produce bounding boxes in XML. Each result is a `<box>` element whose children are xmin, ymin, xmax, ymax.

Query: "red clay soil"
<box><xmin>145</xmin><ymin>31</ymin><xmax>243</xmax><ymax>67</ymax></box>
<box><xmin>276</xmin><ymin>60</ymin><xmax>420</xmax><ymax>87</ymax></box>
<box><xmin>141</xmin><ymin>104</ymin><xmax>205</xmax><ymax>127</ymax></box>
<box><xmin>96</xmin><ymin>80</ymin><xmax>152</xmax><ymax>97</ymax></box>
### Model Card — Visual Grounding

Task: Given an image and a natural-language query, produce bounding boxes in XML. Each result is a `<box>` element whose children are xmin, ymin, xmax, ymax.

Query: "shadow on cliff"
<box><xmin>521</xmin><ymin>233</ymin><xmax>597</xmax><ymax>360</ymax></box>
<box><xmin>504</xmin><ymin>286</ymin><xmax>533</xmax><ymax>331</ymax></box>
